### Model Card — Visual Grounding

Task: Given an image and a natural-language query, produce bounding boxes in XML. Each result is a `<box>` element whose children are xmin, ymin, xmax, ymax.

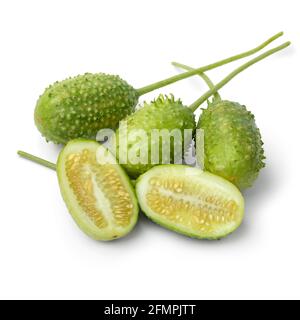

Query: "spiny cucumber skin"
<box><xmin>34</xmin><ymin>73</ymin><xmax>139</xmax><ymax>144</ymax></box>
<box><xmin>116</xmin><ymin>95</ymin><xmax>196</xmax><ymax>178</ymax></box>
<box><xmin>198</xmin><ymin>100</ymin><xmax>265</xmax><ymax>189</ymax></box>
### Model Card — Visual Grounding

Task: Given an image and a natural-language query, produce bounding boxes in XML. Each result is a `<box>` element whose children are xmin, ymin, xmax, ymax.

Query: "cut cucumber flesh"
<box><xmin>57</xmin><ymin>139</ymin><xmax>139</xmax><ymax>241</ymax></box>
<box><xmin>136</xmin><ymin>165</ymin><xmax>244</xmax><ymax>239</ymax></box>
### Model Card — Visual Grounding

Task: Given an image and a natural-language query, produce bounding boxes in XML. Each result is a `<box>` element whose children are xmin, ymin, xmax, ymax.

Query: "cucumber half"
<box><xmin>57</xmin><ymin>139</ymin><xmax>139</xmax><ymax>241</ymax></box>
<box><xmin>136</xmin><ymin>165</ymin><xmax>244</xmax><ymax>239</ymax></box>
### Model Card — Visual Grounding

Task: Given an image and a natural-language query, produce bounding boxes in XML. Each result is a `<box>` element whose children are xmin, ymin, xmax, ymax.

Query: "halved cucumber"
<box><xmin>136</xmin><ymin>165</ymin><xmax>244</xmax><ymax>239</ymax></box>
<box><xmin>57</xmin><ymin>139</ymin><xmax>139</xmax><ymax>241</ymax></box>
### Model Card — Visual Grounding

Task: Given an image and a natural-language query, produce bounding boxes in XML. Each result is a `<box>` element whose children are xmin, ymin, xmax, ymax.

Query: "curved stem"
<box><xmin>17</xmin><ymin>151</ymin><xmax>57</xmax><ymax>170</ymax></box>
<box><xmin>137</xmin><ymin>32</ymin><xmax>283</xmax><ymax>96</ymax></box>
<box><xmin>172</xmin><ymin>61</ymin><xmax>221</xmax><ymax>101</ymax></box>
<box><xmin>189</xmin><ymin>41</ymin><xmax>291</xmax><ymax>112</ymax></box>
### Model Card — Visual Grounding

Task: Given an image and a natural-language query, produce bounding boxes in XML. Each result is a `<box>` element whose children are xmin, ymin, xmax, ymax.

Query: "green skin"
<box><xmin>35</xmin><ymin>73</ymin><xmax>139</xmax><ymax>144</ymax></box>
<box><xmin>34</xmin><ymin>33</ymin><xmax>286</xmax><ymax>144</ymax></box>
<box><xmin>173</xmin><ymin>61</ymin><xmax>267</xmax><ymax>189</ymax></box>
<box><xmin>115</xmin><ymin>95</ymin><xmax>195</xmax><ymax>178</ymax></box>
<box><xmin>198</xmin><ymin>100</ymin><xmax>265</xmax><ymax>189</ymax></box>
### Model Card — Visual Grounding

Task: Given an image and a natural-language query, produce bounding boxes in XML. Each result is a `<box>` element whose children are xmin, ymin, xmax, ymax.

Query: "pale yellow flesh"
<box><xmin>136</xmin><ymin>165</ymin><xmax>244</xmax><ymax>239</ymax></box>
<box><xmin>57</xmin><ymin>140</ymin><xmax>138</xmax><ymax>241</ymax></box>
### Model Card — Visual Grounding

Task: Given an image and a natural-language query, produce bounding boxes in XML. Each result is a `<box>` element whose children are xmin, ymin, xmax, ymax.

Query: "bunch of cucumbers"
<box><xmin>18</xmin><ymin>32</ymin><xmax>290</xmax><ymax>241</ymax></box>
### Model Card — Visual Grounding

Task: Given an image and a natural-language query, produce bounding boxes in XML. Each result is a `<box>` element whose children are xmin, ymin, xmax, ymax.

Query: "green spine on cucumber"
<box><xmin>114</xmin><ymin>95</ymin><xmax>195</xmax><ymax>178</ymax></box>
<box><xmin>199</xmin><ymin>100</ymin><xmax>265</xmax><ymax>189</ymax></box>
<box><xmin>35</xmin><ymin>74</ymin><xmax>139</xmax><ymax>144</ymax></box>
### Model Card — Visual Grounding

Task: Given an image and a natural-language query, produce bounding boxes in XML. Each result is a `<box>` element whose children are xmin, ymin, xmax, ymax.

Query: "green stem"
<box><xmin>17</xmin><ymin>150</ymin><xmax>138</xmax><ymax>185</ymax></box>
<box><xmin>137</xmin><ymin>32</ymin><xmax>283</xmax><ymax>96</ymax></box>
<box><xmin>172</xmin><ymin>61</ymin><xmax>221</xmax><ymax>101</ymax></box>
<box><xmin>17</xmin><ymin>151</ymin><xmax>57</xmax><ymax>170</ymax></box>
<box><xmin>189</xmin><ymin>41</ymin><xmax>291</xmax><ymax>112</ymax></box>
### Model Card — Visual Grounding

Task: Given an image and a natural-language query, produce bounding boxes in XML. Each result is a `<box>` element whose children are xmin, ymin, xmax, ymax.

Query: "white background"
<box><xmin>0</xmin><ymin>0</ymin><xmax>299</xmax><ymax>300</ymax></box>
